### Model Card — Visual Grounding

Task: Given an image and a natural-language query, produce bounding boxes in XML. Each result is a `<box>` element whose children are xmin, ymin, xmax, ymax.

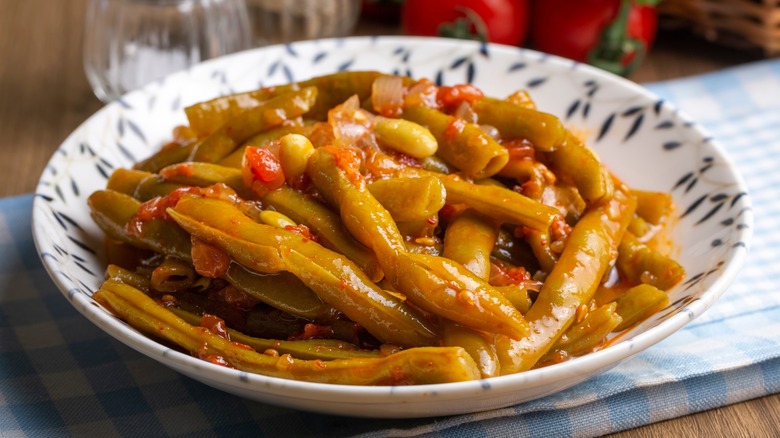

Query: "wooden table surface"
<box><xmin>1</xmin><ymin>0</ymin><xmax>777</xmax><ymax>435</ymax></box>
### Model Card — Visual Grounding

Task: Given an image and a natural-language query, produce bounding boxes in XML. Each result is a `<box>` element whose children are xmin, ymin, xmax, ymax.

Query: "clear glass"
<box><xmin>84</xmin><ymin>0</ymin><xmax>252</xmax><ymax>102</ymax></box>
<box><xmin>245</xmin><ymin>0</ymin><xmax>360</xmax><ymax>46</ymax></box>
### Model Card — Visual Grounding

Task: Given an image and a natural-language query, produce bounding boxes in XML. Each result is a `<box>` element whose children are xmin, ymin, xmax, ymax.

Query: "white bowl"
<box><xmin>32</xmin><ymin>36</ymin><xmax>752</xmax><ymax>418</ymax></box>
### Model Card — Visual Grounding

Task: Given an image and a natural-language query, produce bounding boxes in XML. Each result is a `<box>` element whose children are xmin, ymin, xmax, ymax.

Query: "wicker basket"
<box><xmin>658</xmin><ymin>0</ymin><xmax>780</xmax><ymax>56</ymax></box>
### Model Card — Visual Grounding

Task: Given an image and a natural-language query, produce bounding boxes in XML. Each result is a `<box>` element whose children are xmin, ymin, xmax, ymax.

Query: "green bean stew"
<box><xmin>89</xmin><ymin>71</ymin><xmax>685</xmax><ymax>385</ymax></box>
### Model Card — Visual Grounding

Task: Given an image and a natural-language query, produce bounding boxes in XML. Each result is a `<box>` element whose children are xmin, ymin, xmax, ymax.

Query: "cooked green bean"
<box><xmin>617</xmin><ymin>232</ymin><xmax>686</xmax><ymax>291</ymax></box>
<box><xmin>135</xmin><ymin>143</ymin><xmax>195</xmax><ymax>173</ymax></box>
<box><xmin>189</xmin><ymin>87</ymin><xmax>317</xmax><ymax>163</ymax></box>
<box><xmin>94</xmin><ymin>281</ymin><xmax>479</xmax><ymax>385</ymax></box>
<box><xmin>258</xmin><ymin>210</ymin><xmax>296</xmax><ymax>229</ymax></box>
<box><xmin>106</xmin><ymin>264</ymin><xmax>151</xmax><ymax>292</ymax></box>
<box><xmin>277</xmin><ymin>133</ymin><xmax>315</xmax><ymax>187</ymax></box>
<box><xmin>496</xmin><ymin>187</ymin><xmax>636</xmax><ymax>373</ymax></box>
<box><xmin>632</xmin><ymin>189</ymin><xmax>673</xmax><ymax>225</ymax></box>
<box><xmin>169</xmin><ymin>307</ymin><xmax>382</xmax><ymax>360</ymax></box>
<box><xmin>159</xmin><ymin>162</ymin><xmax>253</xmax><ymax>199</ymax></box>
<box><xmin>403</xmin><ymin>167</ymin><xmax>561</xmax><ymax>232</ymax></box>
<box><xmin>150</xmin><ymin>257</ymin><xmax>198</xmax><ymax>293</ymax></box>
<box><xmin>368</xmin><ymin>176</ymin><xmax>446</xmax><ymax>223</ymax></box>
<box><xmin>168</xmin><ymin>196</ymin><xmax>437</xmax><ymax>347</ymax></box>
<box><xmin>374</xmin><ymin>117</ymin><xmax>438</xmax><ymax>158</ymax></box>
<box><xmin>539</xmin><ymin>302</ymin><xmax>623</xmax><ymax>365</ymax></box>
<box><xmin>263</xmin><ymin>186</ymin><xmax>383</xmax><ymax>281</ymax></box>
<box><xmin>402</xmin><ymin>105</ymin><xmax>509</xmax><ymax>178</ymax></box>
<box><xmin>308</xmin><ymin>147</ymin><xmax>529</xmax><ymax>339</ymax></box>
<box><xmin>473</xmin><ymin>97</ymin><xmax>567</xmax><ymax>152</ymax></box>
<box><xmin>442</xmin><ymin>209</ymin><xmax>498</xmax><ymax>280</ymax></box>
<box><xmin>442</xmin><ymin>321</ymin><xmax>500</xmax><ymax>378</ymax></box>
<box><xmin>545</xmin><ymin>131</ymin><xmax>614</xmax><ymax>205</ymax></box>
<box><xmin>87</xmin><ymin>190</ymin><xmax>335</xmax><ymax>320</ymax></box>
<box><xmin>614</xmin><ymin>284</ymin><xmax>669</xmax><ymax>332</ymax></box>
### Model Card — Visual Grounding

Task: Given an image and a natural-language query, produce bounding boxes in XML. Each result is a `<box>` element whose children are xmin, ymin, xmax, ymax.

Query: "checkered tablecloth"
<box><xmin>3</xmin><ymin>59</ymin><xmax>780</xmax><ymax>437</ymax></box>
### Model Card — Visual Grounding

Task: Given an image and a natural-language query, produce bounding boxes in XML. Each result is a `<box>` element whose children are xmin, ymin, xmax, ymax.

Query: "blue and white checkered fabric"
<box><xmin>3</xmin><ymin>59</ymin><xmax>780</xmax><ymax>437</ymax></box>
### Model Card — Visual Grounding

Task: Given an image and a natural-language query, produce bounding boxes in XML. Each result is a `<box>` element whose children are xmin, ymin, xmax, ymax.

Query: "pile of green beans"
<box><xmin>89</xmin><ymin>71</ymin><xmax>685</xmax><ymax>385</ymax></box>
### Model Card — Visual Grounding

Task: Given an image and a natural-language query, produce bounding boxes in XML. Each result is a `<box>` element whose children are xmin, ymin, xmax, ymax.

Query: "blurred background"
<box><xmin>0</xmin><ymin>0</ymin><xmax>770</xmax><ymax>196</ymax></box>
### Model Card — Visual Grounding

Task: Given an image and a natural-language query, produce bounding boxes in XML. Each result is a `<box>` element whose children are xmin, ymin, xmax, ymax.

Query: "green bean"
<box><xmin>150</xmin><ymin>257</ymin><xmax>198</xmax><ymax>293</ymax></box>
<box><xmin>442</xmin><ymin>321</ymin><xmax>500</xmax><ymax>378</ymax></box>
<box><xmin>627</xmin><ymin>214</ymin><xmax>653</xmax><ymax>239</ymax></box>
<box><xmin>420</xmin><ymin>155</ymin><xmax>455</xmax><ymax>174</ymax></box>
<box><xmin>185</xmin><ymin>90</ymin><xmax>277</xmax><ymax>138</ymax></box>
<box><xmin>107</xmin><ymin>168</ymin><xmax>184</xmax><ymax>201</ymax></box>
<box><xmin>157</xmin><ymin>162</ymin><xmax>255</xmax><ymax>200</ymax></box>
<box><xmin>263</xmin><ymin>186</ymin><xmax>383</xmax><ymax>282</ymax></box>
<box><xmin>277</xmin><ymin>133</ymin><xmax>315</xmax><ymax>187</ymax></box>
<box><xmin>374</xmin><ymin>117</ymin><xmax>438</xmax><ymax>158</ymax></box>
<box><xmin>168</xmin><ymin>196</ymin><xmax>437</xmax><ymax>347</ymax></box>
<box><xmin>134</xmin><ymin>143</ymin><xmax>195</xmax><ymax>173</ymax></box>
<box><xmin>258</xmin><ymin>210</ymin><xmax>296</xmax><ymax>229</ymax></box>
<box><xmin>402</xmin><ymin>105</ymin><xmax>509</xmax><ymax>179</ymax></box>
<box><xmin>308</xmin><ymin>147</ymin><xmax>529</xmax><ymax>339</ymax></box>
<box><xmin>105</xmin><ymin>264</ymin><xmax>151</xmax><ymax>292</ymax></box>
<box><xmin>473</xmin><ymin>97</ymin><xmax>566</xmax><ymax>152</ymax></box>
<box><xmin>632</xmin><ymin>189</ymin><xmax>673</xmax><ymax>225</ymax></box>
<box><xmin>367</xmin><ymin>176</ymin><xmax>446</xmax><ymax>223</ymax></box>
<box><xmin>87</xmin><ymin>190</ymin><xmax>335</xmax><ymax>320</ymax></box>
<box><xmin>614</xmin><ymin>284</ymin><xmax>669</xmax><ymax>332</ymax></box>
<box><xmin>617</xmin><ymin>232</ymin><xmax>686</xmax><ymax>291</ymax></box>
<box><xmin>392</xmin><ymin>252</ymin><xmax>529</xmax><ymax>338</ymax></box>
<box><xmin>189</xmin><ymin>87</ymin><xmax>317</xmax><ymax>163</ymax></box>
<box><xmin>545</xmin><ymin>131</ymin><xmax>614</xmax><ymax>205</ymax></box>
<box><xmin>94</xmin><ymin>281</ymin><xmax>480</xmax><ymax>384</ymax></box>
<box><xmin>169</xmin><ymin>307</ymin><xmax>382</xmax><ymax>360</ymax></box>
<box><xmin>403</xmin><ymin>167</ymin><xmax>561</xmax><ymax>232</ymax></box>
<box><xmin>298</xmin><ymin>71</ymin><xmax>384</xmax><ymax>120</ymax></box>
<box><xmin>442</xmin><ymin>209</ymin><xmax>498</xmax><ymax>280</ymax></box>
<box><xmin>539</xmin><ymin>302</ymin><xmax>623</xmax><ymax>365</ymax></box>
<box><xmin>496</xmin><ymin>186</ymin><xmax>636</xmax><ymax>373</ymax></box>
<box><xmin>107</xmin><ymin>168</ymin><xmax>151</xmax><ymax>196</ymax></box>
<box><xmin>495</xmin><ymin>284</ymin><xmax>533</xmax><ymax>314</ymax></box>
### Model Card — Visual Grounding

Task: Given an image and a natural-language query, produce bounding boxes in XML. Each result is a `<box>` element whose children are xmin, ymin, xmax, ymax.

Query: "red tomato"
<box><xmin>243</xmin><ymin>147</ymin><xmax>285</xmax><ymax>194</ymax></box>
<box><xmin>402</xmin><ymin>0</ymin><xmax>529</xmax><ymax>46</ymax></box>
<box><xmin>530</xmin><ymin>0</ymin><xmax>658</xmax><ymax>76</ymax></box>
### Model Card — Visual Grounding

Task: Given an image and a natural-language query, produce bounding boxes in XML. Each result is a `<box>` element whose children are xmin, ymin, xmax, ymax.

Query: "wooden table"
<box><xmin>1</xmin><ymin>0</ymin><xmax>777</xmax><ymax>435</ymax></box>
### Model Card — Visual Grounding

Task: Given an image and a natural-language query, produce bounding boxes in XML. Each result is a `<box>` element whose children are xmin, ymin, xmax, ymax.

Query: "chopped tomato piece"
<box><xmin>243</xmin><ymin>147</ymin><xmax>286</xmax><ymax>195</ymax></box>
<box><xmin>191</xmin><ymin>238</ymin><xmax>231</xmax><ymax>278</ymax></box>
<box><xmin>437</xmin><ymin>84</ymin><xmax>484</xmax><ymax>112</ymax></box>
<box><xmin>201</xmin><ymin>313</ymin><xmax>231</xmax><ymax>340</ymax></box>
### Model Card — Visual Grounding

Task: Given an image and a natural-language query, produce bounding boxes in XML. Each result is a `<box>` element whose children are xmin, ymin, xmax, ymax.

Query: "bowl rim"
<box><xmin>31</xmin><ymin>35</ymin><xmax>753</xmax><ymax>410</ymax></box>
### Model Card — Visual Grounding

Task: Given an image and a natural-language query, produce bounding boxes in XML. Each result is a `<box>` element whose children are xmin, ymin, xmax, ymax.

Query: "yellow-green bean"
<box><xmin>367</xmin><ymin>176</ymin><xmax>446</xmax><ymax>223</ymax></box>
<box><xmin>374</xmin><ymin>117</ymin><xmax>438</xmax><ymax>158</ymax></box>
<box><xmin>614</xmin><ymin>284</ymin><xmax>669</xmax><ymax>332</ymax></box>
<box><xmin>94</xmin><ymin>281</ymin><xmax>480</xmax><ymax>385</ymax></box>
<box><xmin>402</xmin><ymin>105</ymin><xmax>509</xmax><ymax>179</ymax></box>
<box><xmin>496</xmin><ymin>187</ymin><xmax>636</xmax><ymax>373</ymax></box>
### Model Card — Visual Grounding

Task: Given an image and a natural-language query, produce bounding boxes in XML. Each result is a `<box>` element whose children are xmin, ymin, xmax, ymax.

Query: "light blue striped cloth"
<box><xmin>2</xmin><ymin>59</ymin><xmax>780</xmax><ymax>437</ymax></box>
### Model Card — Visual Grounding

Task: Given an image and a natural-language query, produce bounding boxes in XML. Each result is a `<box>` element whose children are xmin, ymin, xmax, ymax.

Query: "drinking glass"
<box><xmin>245</xmin><ymin>0</ymin><xmax>360</xmax><ymax>46</ymax></box>
<box><xmin>84</xmin><ymin>0</ymin><xmax>252</xmax><ymax>103</ymax></box>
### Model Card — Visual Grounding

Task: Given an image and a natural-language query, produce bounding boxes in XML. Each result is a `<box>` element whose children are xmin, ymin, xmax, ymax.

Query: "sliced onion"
<box><xmin>328</xmin><ymin>95</ymin><xmax>375</xmax><ymax>148</ymax></box>
<box><xmin>453</xmin><ymin>101</ymin><xmax>478</xmax><ymax>124</ymax></box>
<box><xmin>371</xmin><ymin>75</ymin><xmax>405</xmax><ymax>117</ymax></box>
<box><xmin>404</xmin><ymin>79</ymin><xmax>438</xmax><ymax>109</ymax></box>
